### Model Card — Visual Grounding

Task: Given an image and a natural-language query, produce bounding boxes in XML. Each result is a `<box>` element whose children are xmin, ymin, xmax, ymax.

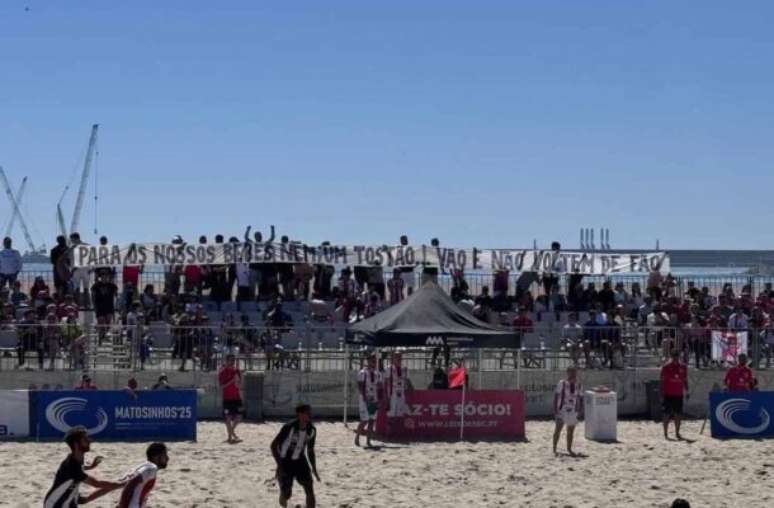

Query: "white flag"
<box><xmin>711</xmin><ymin>331</ymin><xmax>748</xmax><ymax>362</ymax></box>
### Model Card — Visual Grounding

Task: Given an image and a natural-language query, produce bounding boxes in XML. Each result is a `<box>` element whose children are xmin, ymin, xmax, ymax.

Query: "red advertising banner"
<box><xmin>376</xmin><ymin>390</ymin><xmax>525</xmax><ymax>440</ymax></box>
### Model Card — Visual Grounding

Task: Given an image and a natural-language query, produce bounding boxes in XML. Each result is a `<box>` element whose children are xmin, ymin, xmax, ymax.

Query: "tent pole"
<box><xmin>459</xmin><ymin>381</ymin><xmax>466</xmax><ymax>441</ymax></box>
<box><xmin>477</xmin><ymin>349</ymin><xmax>482</xmax><ymax>389</ymax></box>
<box><xmin>343</xmin><ymin>341</ymin><xmax>349</xmax><ymax>427</ymax></box>
<box><xmin>516</xmin><ymin>349</ymin><xmax>521</xmax><ymax>390</ymax></box>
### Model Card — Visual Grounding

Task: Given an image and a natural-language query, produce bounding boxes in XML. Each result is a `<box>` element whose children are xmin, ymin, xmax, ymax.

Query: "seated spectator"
<box><xmin>141</xmin><ymin>284</ymin><xmax>160</xmax><ymax>321</ymax></box>
<box><xmin>43</xmin><ymin>313</ymin><xmax>61</xmax><ymax>370</ymax></box>
<box><xmin>16</xmin><ymin>309</ymin><xmax>41</xmax><ymax>370</ymax></box>
<box><xmin>10</xmin><ymin>280</ymin><xmax>28</xmax><ymax>307</ymax></box>
<box><xmin>30</xmin><ymin>276</ymin><xmax>50</xmax><ymax>302</ymax></box>
<box><xmin>64</xmin><ymin>312</ymin><xmax>86</xmax><ymax>371</ymax></box>
<box><xmin>0</xmin><ymin>302</ymin><xmax>14</xmax><ymax>325</ymax></box>
<box><xmin>264</xmin><ymin>299</ymin><xmax>293</xmax><ymax>331</ymax></box>
<box><xmin>75</xmin><ymin>373</ymin><xmax>97</xmax><ymax>390</ymax></box>
<box><xmin>56</xmin><ymin>294</ymin><xmax>79</xmax><ymax>320</ymax></box>
<box><xmin>562</xmin><ymin>312</ymin><xmax>584</xmax><ymax>367</ymax></box>
<box><xmin>153</xmin><ymin>373</ymin><xmax>172</xmax><ymax>390</ymax></box>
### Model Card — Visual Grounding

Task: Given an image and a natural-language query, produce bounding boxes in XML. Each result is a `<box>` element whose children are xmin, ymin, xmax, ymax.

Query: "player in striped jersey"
<box><xmin>117</xmin><ymin>443</ymin><xmax>169</xmax><ymax>508</ymax></box>
<box><xmin>44</xmin><ymin>426</ymin><xmax>125</xmax><ymax>508</ymax></box>
<box><xmin>271</xmin><ymin>404</ymin><xmax>320</xmax><ymax>508</ymax></box>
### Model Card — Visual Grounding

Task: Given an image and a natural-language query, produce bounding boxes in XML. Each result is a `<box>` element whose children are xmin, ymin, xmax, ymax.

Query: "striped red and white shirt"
<box><xmin>121</xmin><ymin>462</ymin><xmax>158</xmax><ymax>508</ymax></box>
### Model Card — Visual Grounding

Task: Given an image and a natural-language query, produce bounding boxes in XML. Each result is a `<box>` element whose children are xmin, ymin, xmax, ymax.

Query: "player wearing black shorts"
<box><xmin>270</xmin><ymin>404</ymin><xmax>320</xmax><ymax>508</ymax></box>
<box><xmin>44</xmin><ymin>426</ymin><xmax>125</xmax><ymax>507</ymax></box>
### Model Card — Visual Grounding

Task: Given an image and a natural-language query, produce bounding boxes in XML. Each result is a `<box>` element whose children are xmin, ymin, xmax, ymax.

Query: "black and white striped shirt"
<box><xmin>274</xmin><ymin>420</ymin><xmax>316</xmax><ymax>462</ymax></box>
<box><xmin>44</xmin><ymin>455</ymin><xmax>87</xmax><ymax>508</ymax></box>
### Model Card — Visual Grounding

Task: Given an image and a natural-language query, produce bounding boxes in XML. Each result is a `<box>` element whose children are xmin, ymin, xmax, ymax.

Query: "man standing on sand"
<box><xmin>552</xmin><ymin>366</ymin><xmax>583</xmax><ymax>456</ymax></box>
<box><xmin>724</xmin><ymin>353</ymin><xmax>756</xmax><ymax>392</ymax></box>
<box><xmin>117</xmin><ymin>443</ymin><xmax>169</xmax><ymax>508</ymax></box>
<box><xmin>355</xmin><ymin>354</ymin><xmax>382</xmax><ymax>447</ymax></box>
<box><xmin>44</xmin><ymin>426</ymin><xmax>125</xmax><ymax>507</ymax></box>
<box><xmin>660</xmin><ymin>349</ymin><xmax>689</xmax><ymax>440</ymax></box>
<box><xmin>218</xmin><ymin>354</ymin><xmax>243</xmax><ymax>443</ymax></box>
<box><xmin>271</xmin><ymin>404</ymin><xmax>320</xmax><ymax>508</ymax></box>
<box><xmin>385</xmin><ymin>351</ymin><xmax>412</xmax><ymax>419</ymax></box>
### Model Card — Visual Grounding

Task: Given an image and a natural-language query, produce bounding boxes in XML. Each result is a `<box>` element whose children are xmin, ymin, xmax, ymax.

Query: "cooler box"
<box><xmin>584</xmin><ymin>390</ymin><xmax>617</xmax><ymax>441</ymax></box>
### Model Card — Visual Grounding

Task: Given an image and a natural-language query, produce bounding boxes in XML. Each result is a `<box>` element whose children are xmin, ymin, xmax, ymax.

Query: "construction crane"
<box><xmin>4</xmin><ymin>176</ymin><xmax>27</xmax><ymax>237</ymax></box>
<box><xmin>69</xmin><ymin>123</ymin><xmax>99</xmax><ymax>236</ymax></box>
<box><xmin>56</xmin><ymin>203</ymin><xmax>68</xmax><ymax>239</ymax></box>
<box><xmin>0</xmin><ymin>167</ymin><xmax>37</xmax><ymax>252</ymax></box>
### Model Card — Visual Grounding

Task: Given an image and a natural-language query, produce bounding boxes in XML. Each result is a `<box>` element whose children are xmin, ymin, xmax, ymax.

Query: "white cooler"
<box><xmin>584</xmin><ymin>390</ymin><xmax>617</xmax><ymax>441</ymax></box>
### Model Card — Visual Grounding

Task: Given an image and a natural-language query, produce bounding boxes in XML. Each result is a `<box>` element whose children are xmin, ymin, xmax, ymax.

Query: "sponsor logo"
<box><xmin>425</xmin><ymin>336</ymin><xmax>445</xmax><ymax>346</ymax></box>
<box><xmin>715</xmin><ymin>398</ymin><xmax>771</xmax><ymax>435</ymax></box>
<box><xmin>45</xmin><ymin>397</ymin><xmax>109</xmax><ymax>435</ymax></box>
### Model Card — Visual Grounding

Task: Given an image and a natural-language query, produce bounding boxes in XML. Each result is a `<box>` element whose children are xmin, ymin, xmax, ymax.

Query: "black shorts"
<box><xmin>662</xmin><ymin>395</ymin><xmax>683</xmax><ymax>416</ymax></box>
<box><xmin>278</xmin><ymin>459</ymin><xmax>313</xmax><ymax>500</ymax></box>
<box><xmin>223</xmin><ymin>399</ymin><xmax>243</xmax><ymax>416</ymax></box>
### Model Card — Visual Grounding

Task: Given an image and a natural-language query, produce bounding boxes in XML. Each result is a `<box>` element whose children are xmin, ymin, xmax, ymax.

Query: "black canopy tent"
<box><xmin>347</xmin><ymin>282</ymin><xmax>518</xmax><ymax>348</ymax></box>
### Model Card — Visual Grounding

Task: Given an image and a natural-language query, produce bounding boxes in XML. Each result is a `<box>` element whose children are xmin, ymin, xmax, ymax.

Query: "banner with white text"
<box><xmin>71</xmin><ymin>242</ymin><xmax>669</xmax><ymax>275</ymax></box>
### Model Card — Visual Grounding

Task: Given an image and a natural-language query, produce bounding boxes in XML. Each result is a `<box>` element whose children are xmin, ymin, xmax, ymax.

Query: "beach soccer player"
<box><xmin>44</xmin><ymin>426</ymin><xmax>125</xmax><ymax>507</ymax></box>
<box><xmin>355</xmin><ymin>353</ymin><xmax>383</xmax><ymax>447</ymax></box>
<box><xmin>218</xmin><ymin>353</ymin><xmax>243</xmax><ymax>443</ymax></box>
<box><xmin>117</xmin><ymin>443</ymin><xmax>169</xmax><ymax>508</ymax></box>
<box><xmin>385</xmin><ymin>350</ymin><xmax>412</xmax><ymax>418</ymax></box>
<box><xmin>271</xmin><ymin>404</ymin><xmax>320</xmax><ymax>508</ymax></box>
<box><xmin>660</xmin><ymin>349</ymin><xmax>689</xmax><ymax>440</ymax></box>
<box><xmin>724</xmin><ymin>353</ymin><xmax>756</xmax><ymax>392</ymax></box>
<box><xmin>552</xmin><ymin>366</ymin><xmax>583</xmax><ymax>456</ymax></box>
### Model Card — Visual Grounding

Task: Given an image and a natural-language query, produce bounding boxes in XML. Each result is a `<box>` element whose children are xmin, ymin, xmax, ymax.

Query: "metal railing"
<box><xmin>2</xmin><ymin>322</ymin><xmax>773</xmax><ymax>374</ymax></box>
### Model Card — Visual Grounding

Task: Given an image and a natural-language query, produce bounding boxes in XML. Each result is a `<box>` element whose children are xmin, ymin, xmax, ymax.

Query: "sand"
<box><xmin>2</xmin><ymin>420</ymin><xmax>773</xmax><ymax>507</ymax></box>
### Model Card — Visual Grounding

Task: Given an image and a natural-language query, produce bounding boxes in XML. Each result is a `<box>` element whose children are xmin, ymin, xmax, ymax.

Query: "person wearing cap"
<box><xmin>724</xmin><ymin>353</ymin><xmax>756</xmax><ymax>392</ymax></box>
<box><xmin>44</xmin><ymin>426</ymin><xmax>126</xmax><ymax>506</ymax></box>
<box><xmin>75</xmin><ymin>374</ymin><xmax>97</xmax><ymax>390</ymax></box>
<box><xmin>660</xmin><ymin>349</ymin><xmax>689</xmax><ymax>440</ymax></box>
<box><xmin>271</xmin><ymin>404</ymin><xmax>319</xmax><ymax>508</ymax></box>
<box><xmin>117</xmin><ymin>442</ymin><xmax>169</xmax><ymax>508</ymax></box>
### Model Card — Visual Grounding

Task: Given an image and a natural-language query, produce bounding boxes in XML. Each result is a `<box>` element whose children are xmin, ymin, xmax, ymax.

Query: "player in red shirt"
<box><xmin>724</xmin><ymin>353</ymin><xmax>756</xmax><ymax>392</ymax></box>
<box><xmin>660</xmin><ymin>349</ymin><xmax>688</xmax><ymax>440</ymax></box>
<box><xmin>218</xmin><ymin>354</ymin><xmax>243</xmax><ymax>443</ymax></box>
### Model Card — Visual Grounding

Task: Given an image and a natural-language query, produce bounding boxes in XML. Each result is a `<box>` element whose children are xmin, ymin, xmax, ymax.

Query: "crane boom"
<box><xmin>57</xmin><ymin>203</ymin><xmax>68</xmax><ymax>239</ymax></box>
<box><xmin>0</xmin><ymin>167</ymin><xmax>37</xmax><ymax>252</ymax></box>
<box><xmin>4</xmin><ymin>176</ymin><xmax>27</xmax><ymax>237</ymax></box>
<box><xmin>69</xmin><ymin>123</ymin><xmax>99</xmax><ymax>235</ymax></box>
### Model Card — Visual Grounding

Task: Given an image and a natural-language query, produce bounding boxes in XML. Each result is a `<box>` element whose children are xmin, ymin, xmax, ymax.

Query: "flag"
<box><xmin>711</xmin><ymin>331</ymin><xmax>748</xmax><ymax>362</ymax></box>
<box><xmin>448</xmin><ymin>367</ymin><xmax>467</xmax><ymax>389</ymax></box>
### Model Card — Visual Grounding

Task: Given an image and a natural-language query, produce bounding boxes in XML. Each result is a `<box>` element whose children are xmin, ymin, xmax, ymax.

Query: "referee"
<box><xmin>270</xmin><ymin>404</ymin><xmax>320</xmax><ymax>508</ymax></box>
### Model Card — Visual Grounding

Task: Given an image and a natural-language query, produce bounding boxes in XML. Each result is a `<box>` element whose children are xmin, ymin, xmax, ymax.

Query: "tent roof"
<box><xmin>347</xmin><ymin>282</ymin><xmax>518</xmax><ymax>348</ymax></box>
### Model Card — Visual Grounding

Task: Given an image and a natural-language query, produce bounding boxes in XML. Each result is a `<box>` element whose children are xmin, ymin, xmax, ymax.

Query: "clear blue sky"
<box><xmin>1</xmin><ymin>1</ymin><xmax>773</xmax><ymax>251</ymax></box>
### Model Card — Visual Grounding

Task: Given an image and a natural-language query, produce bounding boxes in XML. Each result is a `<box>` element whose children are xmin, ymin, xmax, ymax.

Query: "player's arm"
<box><xmin>83</xmin><ymin>456</ymin><xmax>103</xmax><ymax>471</ymax></box>
<box><xmin>553</xmin><ymin>391</ymin><xmax>559</xmax><ymax>416</ymax></box>
<box><xmin>307</xmin><ymin>431</ymin><xmax>320</xmax><ymax>481</ymax></box>
<box><xmin>116</xmin><ymin>475</ymin><xmax>143</xmax><ymax>508</ymax></box>
<box><xmin>270</xmin><ymin>425</ymin><xmax>290</xmax><ymax>465</ymax></box>
<box><xmin>82</xmin><ymin>474</ymin><xmax>125</xmax><ymax>490</ymax></box>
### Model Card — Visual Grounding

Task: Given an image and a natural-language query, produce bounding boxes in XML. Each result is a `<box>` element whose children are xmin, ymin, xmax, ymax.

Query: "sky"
<box><xmin>1</xmin><ymin>1</ymin><xmax>773</xmax><ymax>251</ymax></box>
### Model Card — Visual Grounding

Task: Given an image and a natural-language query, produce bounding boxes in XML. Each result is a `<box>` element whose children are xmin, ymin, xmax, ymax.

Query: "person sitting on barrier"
<box><xmin>724</xmin><ymin>353</ymin><xmax>756</xmax><ymax>392</ymax></box>
<box><xmin>553</xmin><ymin>366</ymin><xmax>583</xmax><ymax>456</ymax></box>
<box><xmin>44</xmin><ymin>426</ymin><xmax>126</xmax><ymax>506</ymax></box>
<box><xmin>152</xmin><ymin>373</ymin><xmax>172</xmax><ymax>390</ymax></box>
<box><xmin>117</xmin><ymin>442</ymin><xmax>169</xmax><ymax>508</ymax></box>
<box><xmin>75</xmin><ymin>373</ymin><xmax>98</xmax><ymax>390</ymax></box>
<box><xmin>271</xmin><ymin>404</ymin><xmax>320</xmax><ymax>508</ymax></box>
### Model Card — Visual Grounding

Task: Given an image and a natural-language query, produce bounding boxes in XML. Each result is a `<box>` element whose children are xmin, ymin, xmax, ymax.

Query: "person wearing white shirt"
<box><xmin>553</xmin><ymin>366</ymin><xmax>583</xmax><ymax>456</ymax></box>
<box><xmin>117</xmin><ymin>443</ymin><xmax>168</xmax><ymax>508</ymax></box>
<box><xmin>355</xmin><ymin>354</ymin><xmax>382</xmax><ymax>447</ymax></box>
<box><xmin>385</xmin><ymin>351</ymin><xmax>412</xmax><ymax>418</ymax></box>
<box><xmin>0</xmin><ymin>237</ymin><xmax>22</xmax><ymax>289</ymax></box>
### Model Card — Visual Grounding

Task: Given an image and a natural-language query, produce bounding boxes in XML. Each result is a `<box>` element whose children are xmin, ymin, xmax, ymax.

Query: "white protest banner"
<box><xmin>71</xmin><ymin>242</ymin><xmax>669</xmax><ymax>275</ymax></box>
<box><xmin>711</xmin><ymin>331</ymin><xmax>748</xmax><ymax>363</ymax></box>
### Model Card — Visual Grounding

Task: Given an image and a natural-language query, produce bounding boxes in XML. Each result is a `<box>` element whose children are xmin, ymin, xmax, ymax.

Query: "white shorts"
<box><xmin>559</xmin><ymin>408</ymin><xmax>578</xmax><ymax>427</ymax></box>
<box><xmin>359</xmin><ymin>398</ymin><xmax>378</xmax><ymax>422</ymax></box>
<box><xmin>387</xmin><ymin>395</ymin><xmax>409</xmax><ymax>418</ymax></box>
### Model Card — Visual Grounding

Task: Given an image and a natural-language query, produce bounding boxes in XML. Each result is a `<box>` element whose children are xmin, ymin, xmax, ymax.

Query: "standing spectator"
<box><xmin>509</xmin><ymin>307</ymin><xmax>534</xmax><ymax>368</ymax></box>
<box><xmin>277</xmin><ymin>236</ymin><xmax>296</xmax><ymax>300</ymax></box>
<box><xmin>94</xmin><ymin>236</ymin><xmax>115</xmax><ymax>281</ymax></box>
<box><xmin>210</xmin><ymin>235</ymin><xmax>229</xmax><ymax>305</ymax></box>
<box><xmin>218</xmin><ymin>354</ymin><xmax>243</xmax><ymax>443</ymax></box>
<box><xmin>562</xmin><ymin>312</ymin><xmax>584</xmax><ymax>367</ymax></box>
<box><xmin>660</xmin><ymin>349</ymin><xmax>688</xmax><ymax>440</ymax></box>
<box><xmin>50</xmin><ymin>235</ymin><xmax>70</xmax><ymax>295</ymax></box>
<box><xmin>367</xmin><ymin>261</ymin><xmax>385</xmax><ymax>300</ymax></box>
<box><xmin>598</xmin><ymin>281</ymin><xmax>616</xmax><ymax>313</ymax></box>
<box><xmin>44</xmin><ymin>313</ymin><xmax>61</xmax><ymax>370</ymax></box>
<box><xmin>16</xmin><ymin>309</ymin><xmax>41</xmax><ymax>369</ymax></box>
<box><xmin>398</xmin><ymin>235</ymin><xmax>415</xmax><ymax>298</ymax></box>
<box><xmin>0</xmin><ymin>237</ymin><xmax>22</xmax><ymax>289</ymax></box>
<box><xmin>387</xmin><ymin>269</ymin><xmax>405</xmax><ymax>305</ymax></box>
<box><xmin>92</xmin><ymin>273</ymin><xmax>118</xmax><ymax>344</ymax></box>
<box><xmin>724</xmin><ymin>353</ymin><xmax>756</xmax><ymax>392</ymax></box>
<box><xmin>647</xmin><ymin>268</ymin><xmax>663</xmax><ymax>300</ymax></box>
<box><xmin>235</xmin><ymin>260</ymin><xmax>252</xmax><ymax>303</ymax></box>
<box><xmin>245</xmin><ymin>225</ymin><xmax>275</xmax><ymax>299</ymax></box>
<box><xmin>69</xmin><ymin>233</ymin><xmax>92</xmax><ymax>308</ymax></box>
<box><xmin>122</xmin><ymin>263</ymin><xmax>143</xmax><ymax>295</ymax></box>
<box><xmin>294</xmin><ymin>262</ymin><xmax>315</xmax><ymax>301</ymax></box>
<box><xmin>312</xmin><ymin>250</ymin><xmax>335</xmax><ymax>300</ymax></box>
<box><xmin>355</xmin><ymin>354</ymin><xmax>382</xmax><ymax>448</ymax></box>
<box><xmin>421</xmin><ymin>238</ymin><xmax>441</xmax><ymax>285</ymax></box>
<box><xmin>141</xmin><ymin>284</ymin><xmax>160</xmax><ymax>321</ymax></box>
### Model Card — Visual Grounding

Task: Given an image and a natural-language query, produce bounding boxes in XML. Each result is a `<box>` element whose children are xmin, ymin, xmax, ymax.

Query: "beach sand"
<box><xmin>2</xmin><ymin>420</ymin><xmax>773</xmax><ymax>507</ymax></box>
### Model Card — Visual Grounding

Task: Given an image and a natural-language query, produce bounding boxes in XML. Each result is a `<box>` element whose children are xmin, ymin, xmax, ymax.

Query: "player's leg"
<box><xmin>297</xmin><ymin>464</ymin><xmax>316</xmax><ymax>508</ymax></box>
<box><xmin>354</xmin><ymin>421</ymin><xmax>366</xmax><ymax>446</ymax></box>
<box><xmin>566</xmin><ymin>424</ymin><xmax>576</xmax><ymax>456</ymax></box>
<box><xmin>552</xmin><ymin>418</ymin><xmax>564</xmax><ymax>455</ymax></box>
<box><xmin>278</xmin><ymin>467</ymin><xmax>293</xmax><ymax>507</ymax></box>
<box><xmin>366</xmin><ymin>418</ymin><xmax>375</xmax><ymax>447</ymax></box>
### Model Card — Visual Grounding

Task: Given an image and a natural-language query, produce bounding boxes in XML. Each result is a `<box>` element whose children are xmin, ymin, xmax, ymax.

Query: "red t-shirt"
<box><xmin>219</xmin><ymin>366</ymin><xmax>241</xmax><ymax>401</ymax></box>
<box><xmin>725</xmin><ymin>365</ymin><xmax>754</xmax><ymax>392</ymax></box>
<box><xmin>660</xmin><ymin>361</ymin><xmax>687</xmax><ymax>397</ymax></box>
<box><xmin>512</xmin><ymin>316</ymin><xmax>534</xmax><ymax>332</ymax></box>
<box><xmin>184</xmin><ymin>265</ymin><xmax>202</xmax><ymax>283</ymax></box>
<box><xmin>122</xmin><ymin>266</ymin><xmax>141</xmax><ymax>287</ymax></box>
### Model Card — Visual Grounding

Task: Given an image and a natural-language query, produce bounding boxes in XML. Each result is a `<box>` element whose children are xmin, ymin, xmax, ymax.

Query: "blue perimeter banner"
<box><xmin>709</xmin><ymin>391</ymin><xmax>774</xmax><ymax>439</ymax></box>
<box><xmin>31</xmin><ymin>390</ymin><xmax>197</xmax><ymax>441</ymax></box>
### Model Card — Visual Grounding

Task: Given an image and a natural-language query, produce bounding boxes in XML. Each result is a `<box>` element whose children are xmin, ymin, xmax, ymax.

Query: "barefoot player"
<box><xmin>553</xmin><ymin>366</ymin><xmax>583</xmax><ymax>456</ymax></box>
<box><xmin>661</xmin><ymin>349</ymin><xmax>688</xmax><ymax>440</ymax></box>
<box><xmin>218</xmin><ymin>353</ymin><xmax>243</xmax><ymax>443</ymax></box>
<box><xmin>355</xmin><ymin>353</ymin><xmax>382</xmax><ymax>447</ymax></box>
<box><xmin>271</xmin><ymin>404</ymin><xmax>320</xmax><ymax>508</ymax></box>
<box><xmin>44</xmin><ymin>426</ymin><xmax>125</xmax><ymax>507</ymax></box>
